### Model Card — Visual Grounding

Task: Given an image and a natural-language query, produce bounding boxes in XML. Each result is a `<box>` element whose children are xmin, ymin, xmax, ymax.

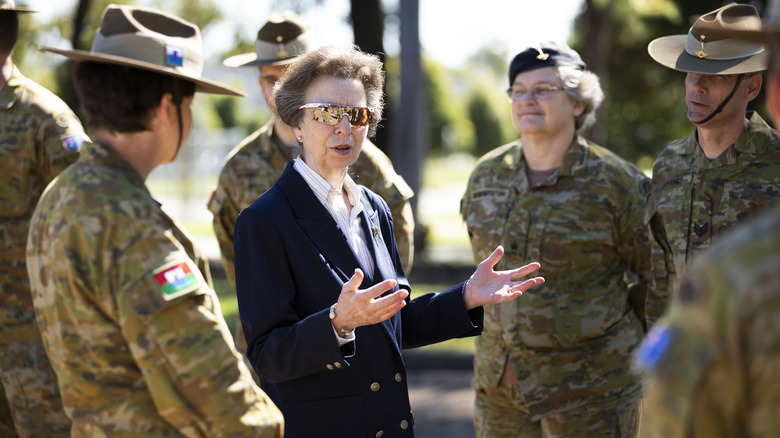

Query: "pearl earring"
<box><xmin>297</xmin><ymin>136</ymin><xmax>303</xmax><ymax>142</ymax></box>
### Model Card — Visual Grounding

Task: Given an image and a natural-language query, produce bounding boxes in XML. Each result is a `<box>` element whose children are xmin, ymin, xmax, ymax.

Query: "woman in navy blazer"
<box><xmin>234</xmin><ymin>46</ymin><xmax>545</xmax><ymax>438</ymax></box>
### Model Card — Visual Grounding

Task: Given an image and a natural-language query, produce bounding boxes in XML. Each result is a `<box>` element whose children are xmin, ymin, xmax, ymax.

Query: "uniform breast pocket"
<box><xmin>718</xmin><ymin>179</ymin><xmax>780</xmax><ymax>234</ymax></box>
<box><xmin>463</xmin><ymin>187</ymin><xmax>513</xmax><ymax>260</ymax></box>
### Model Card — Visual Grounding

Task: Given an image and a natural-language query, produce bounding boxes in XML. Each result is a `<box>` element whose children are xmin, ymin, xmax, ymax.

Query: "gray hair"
<box><xmin>557</xmin><ymin>65</ymin><xmax>603</xmax><ymax>131</ymax></box>
<box><xmin>273</xmin><ymin>45</ymin><xmax>385</xmax><ymax>137</ymax></box>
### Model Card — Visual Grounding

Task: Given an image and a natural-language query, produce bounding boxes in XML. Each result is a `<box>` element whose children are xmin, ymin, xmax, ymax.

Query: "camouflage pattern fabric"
<box><xmin>27</xmin><ymin>141</ymin><xmax>283</xmax><ymax>437</ymax></box>
<box><xmin>636</xmin><ymin>204</ymin><xmax>780</xmax><ymax>438</ymax></box>
<box><xmin>645</xmin><ymin>112</ymin><xmax>780</xmax><ymax>327</ymax></box>
<box><xmin>208</xmin><ymin>119</ymin><xmax>415</xmax><ymax>354</ymax></box>
<box><xmin>0</xmin><ymin>66</ymin><xmax>85</xmax><ymax>436</ymax></box>
<box><xmin>461</xmin><ymin>136</ymin><xmax>649</xmax><ymax>423</ymax></box>
<box><xmin>475</xmin><ymin>384</ymin><xmax>640</xmax><ymax>437</ymax></box>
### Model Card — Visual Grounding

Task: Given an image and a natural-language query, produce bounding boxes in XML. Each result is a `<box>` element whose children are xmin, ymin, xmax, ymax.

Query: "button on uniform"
<box><xmin>334</xmin><ymin>362</ymin><xmax>342</xmax><ymax>369</ymax></box>
<box><xmin>375</xmin><ymin>431</ymin><xmax>384</xmax><ymax>438</ymax></box>
<box><xmin>370</xmin><ymin>382</ymin><xmax>380</xmax><ymax>392</ymax></box>
<box><xmin>394</xmin><ymin>373</ymin><xmax>402</xmax><ymax>382</ymax></box>
<box><xmin>326</xmin><ymin>364</ymin><xmax>334</xmax><ymax>370</ymax></box>
<box><xmin>400</xmin><ymin>420</ymin><xmax>409</xmax><ymax>430</ymax></box>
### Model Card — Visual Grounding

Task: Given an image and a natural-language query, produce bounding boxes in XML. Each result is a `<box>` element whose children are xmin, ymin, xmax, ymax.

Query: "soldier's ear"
<box><xmin>745</xmin><ymin>73</ymin><xmax>763</xmax><ymax>102</ymax></box>
<box><xmin>153</xmin><ymin>92</ymin><xmax>174</xmax><ymax>129</ymax></box>
<box><xmin>768</xmin><ymin>72</ymin><xmax>780</xmax><ymax>124</ymax></box>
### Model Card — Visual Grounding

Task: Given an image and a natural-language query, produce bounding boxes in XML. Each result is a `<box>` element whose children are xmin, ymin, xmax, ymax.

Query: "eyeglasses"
<box><xmin>506</xmin><ymin>85</ymin><xmax>565</xmax><ymax>101</ymax></box>
<box><xmin>298</xmin><ymin>103</ymin><xmax>375</xmax><ymax>127</ymax></box>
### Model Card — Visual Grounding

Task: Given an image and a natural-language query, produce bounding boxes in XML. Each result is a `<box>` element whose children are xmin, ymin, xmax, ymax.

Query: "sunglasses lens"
<box><xmin>348</xmin><ymin>107</ymin><xmax>371</xmax><ymax>126</ymax></box>
<box><xmin>308</xmin><ymin>105</ymin><xmax>372</xmax><ymax>127</ymax></box>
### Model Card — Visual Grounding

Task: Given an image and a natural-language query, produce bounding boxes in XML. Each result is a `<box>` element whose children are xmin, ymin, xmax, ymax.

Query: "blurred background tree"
<box><xmin>20</xmin><ymin>0</ymin><xmax>774</xmax><ymax>167</ymax></box>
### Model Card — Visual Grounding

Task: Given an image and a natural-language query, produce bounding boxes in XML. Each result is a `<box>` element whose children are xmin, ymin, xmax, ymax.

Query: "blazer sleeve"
<box><xmin>234</xmin><ymin>205</ymin><xmax>349</xmax><ymax>383</ymax></box>
<box><xmin>366</xmin><ymin>190</ymin><xmax>484</xmax><ymax>348</ymax></box>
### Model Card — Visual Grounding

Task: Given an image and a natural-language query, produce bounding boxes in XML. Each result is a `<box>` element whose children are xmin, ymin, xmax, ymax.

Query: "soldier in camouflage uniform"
<box><xmin>0</xmin><ymin>1</ymin><xmax>86</xmax><ymax>435</ymax></box>
<box><xmin>636</xmin><ymin>3</ymin><xmax>780</xmax><ymax>436</ymax></box>
<box><xmin>26</xmin><ymin>5</ymin><xmax>282</xmax><ymax>436</ymax></box>
<box><xmin>462</xmin><ymin>42</ymin><xmax>650</xmax><ymax>438</ymax></box>
<box><xmin>211</xmin><ymin>11</ymin><xmax>415</xmax><ymax>355</ymax></box>
<box><xmin>644</xmin><ymin>3</ymin><xmax>780</xmax><ymax>327</ymax></box>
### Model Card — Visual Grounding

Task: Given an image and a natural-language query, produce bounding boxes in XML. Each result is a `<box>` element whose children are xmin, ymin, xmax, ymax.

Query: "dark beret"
<box><xmin>509</xmin><ymin>41</ymin><xmax>586</xmax><ymax>85</ymax></box>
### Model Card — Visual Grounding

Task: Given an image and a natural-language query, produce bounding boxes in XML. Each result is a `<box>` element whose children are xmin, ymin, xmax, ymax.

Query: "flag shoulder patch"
<box><xmin>152</xmin><ymin>260</ymin><xmax>203</xmax><ymax>301</ymax></box>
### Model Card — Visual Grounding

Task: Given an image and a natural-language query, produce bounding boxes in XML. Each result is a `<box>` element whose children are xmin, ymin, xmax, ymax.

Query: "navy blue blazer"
<box><xmin>234</xmin><ymin>162</ymin><xmax>483</xmax><ymax>438</ymax></box>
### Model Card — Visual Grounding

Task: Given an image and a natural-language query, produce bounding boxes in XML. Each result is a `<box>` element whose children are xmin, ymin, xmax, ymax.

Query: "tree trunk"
<box><xmin>390</xmin><ymin>0</ymin><xmax>424</xmax><ymax>246</ymax></box>
<box><xmin>349</xmin><ymin>0</ymin><xmax>391</xmax><ymax>153</ymax></box>
<box><xmin>580</xmin><ymin>0</ymin><xmax>617</xmax><ymax>145</ymax></box>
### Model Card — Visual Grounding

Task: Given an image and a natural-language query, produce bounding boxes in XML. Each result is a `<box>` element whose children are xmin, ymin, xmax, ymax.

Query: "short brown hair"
<box><xmin>273</xmin><ymin>45</ymin><xmax>384</xmax><ymax>137</ymax></box>
<box><xmin>73</xmin><ymin>61</ymin><xmax>195</xmax><ymax>133</ymax></box>
<box><xmin>0</xmin><ymin>11</ymin><xmax>19</xmax><ymax>53</ymax></box>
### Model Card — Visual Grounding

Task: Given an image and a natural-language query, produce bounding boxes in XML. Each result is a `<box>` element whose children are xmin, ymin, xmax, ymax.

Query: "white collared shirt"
<box><xmin>293</xmin><ymin>157</ymin><xmax>376</xmax><ymax>280</ymax></box>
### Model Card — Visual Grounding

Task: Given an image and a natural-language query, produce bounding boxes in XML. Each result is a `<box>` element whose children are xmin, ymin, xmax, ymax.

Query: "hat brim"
<box><xmin>699</xmin><ymin>22</ymin><xmax>780</xmax><ymax>43</ymax></box>
<box><xmin>1</xmin><ymin>7</ymin><xmax>36</xmax><ymax>12</ymax></box>
<box><xmin>41</xmin><ymin>47</ymin><xmax>245</xmax><ymax>97</ymax></box>
<box><xmin>648</xmin><ymin>34</ymin><xmax>768</xmax><ymax>74</ymax></box>
<box><xmin>222</xmin><ymin>51</ymin><xmax>299</xmax><ymax>68</ymax></box>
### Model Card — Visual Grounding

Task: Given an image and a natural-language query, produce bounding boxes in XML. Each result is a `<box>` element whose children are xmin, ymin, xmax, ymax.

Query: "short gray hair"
<box><xmin>557</xmin><ymin>65</ymin><xmax>603</xmax><ymax>131</ymax></box>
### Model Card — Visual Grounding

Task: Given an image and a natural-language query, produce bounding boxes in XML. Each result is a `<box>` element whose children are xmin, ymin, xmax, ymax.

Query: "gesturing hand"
<box><xmin>330</xmin><ymin>269</ymin><xmax>408</xmax><ymax>334</ymax></box>
<box><xmin>463</xmin><ymin>245</ymin><xmax>545</xmax><ymax>310</ymax></box>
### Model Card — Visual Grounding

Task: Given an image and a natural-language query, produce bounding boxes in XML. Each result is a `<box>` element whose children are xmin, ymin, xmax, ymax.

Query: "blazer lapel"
<box><xmin>277</xmin><ymin>163</ymin><xmax>360</xmax><ymax>284</ymax></box>
<box><xmin>359</xmin><ymin>192</ymin><xmax>396</xmax><ymax>286</ymax></box>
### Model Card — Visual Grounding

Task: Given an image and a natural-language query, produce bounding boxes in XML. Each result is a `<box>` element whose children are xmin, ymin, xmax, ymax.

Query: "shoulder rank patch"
<box><xmin>154</xmin><ymin>262</ymin><xmax>199</xmax><ymax>299</ymax></box>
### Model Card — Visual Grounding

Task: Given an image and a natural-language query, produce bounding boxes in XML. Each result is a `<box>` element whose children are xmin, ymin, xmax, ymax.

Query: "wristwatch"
<box><xmin>329</xmin><ymin>303</ymin><xmax>354</xmax><ymax>339</ymax></box>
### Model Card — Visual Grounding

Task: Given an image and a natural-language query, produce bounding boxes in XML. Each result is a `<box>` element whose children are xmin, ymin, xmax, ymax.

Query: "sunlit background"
<box><xmin>11</xmin><ymin>0</ymin><xmax>766</xmax><ymax>350</ymax></box>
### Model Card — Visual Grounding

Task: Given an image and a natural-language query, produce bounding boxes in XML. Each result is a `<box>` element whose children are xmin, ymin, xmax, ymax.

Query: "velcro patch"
<box><xmin>153</xmin><ymin>261</ymin><xmax>199</xmax><ymax>299</ymax></box>
<box><xmin>635</xmin><ymin>325</ymin><xmax>673</xmax><ymax>371</ymax></box>
<box><xmin>166</xmin><ymin>45</ymin><xmax>184</xmax><ymax>67</ymax></box>
<box><xmin>471</xmin><ymin>188</ymin><xmax>509</xmax><ymax>201</ymax></box>
<box><xmin>63</xmin><ymin>134</ymin><xmax>84</xmax><ymax>151</ymax></box>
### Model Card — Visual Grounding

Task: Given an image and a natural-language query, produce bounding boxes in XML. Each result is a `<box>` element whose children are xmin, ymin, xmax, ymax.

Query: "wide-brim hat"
<box><xmin>700</xmin><ymin>0</ymin><xmax>780</xmax><ymax>43</ymax></box>
<box><xmin>223</xmin><ymin>10</ymin><xmax>312</xmax><ymax>68</ymax></box>
<box><xmin>648</xmin><ymin>3</ymin><xmax>768</xmax><ymax>75</ymax></box>
<box><xmin>0</xmin><ymin>0</ymin><xmax>36</xmax><ymax>13</ymax></box>
<box><xmin>41</xmin><ymin>4</ymin><xmax>244</xmax><ymax>97</ymax></box>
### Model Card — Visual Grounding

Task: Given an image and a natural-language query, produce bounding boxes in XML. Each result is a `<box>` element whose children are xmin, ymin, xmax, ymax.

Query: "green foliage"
<box><xmin>423</xmin><ymin>58</ymin><xmax>475</xmax><ymax>155</ymax></box>
<box><xmin>213</xmin><ymin>95</ymin><xmax>239</xmax><ymax>128</ymax></box>
<box><xmin>571</xmin><ymin>0</ymin><xmax>774</xmax><ymax>164</ymax></box>
<box><xmin>468</xmin><ymin>87</ymin><xmax>510</xmax><ymax>157</ymax></box>
<box><xmin>422</xmin><ymin>51</ymin><xmax>517</xmax><ymax>157</ymax></box>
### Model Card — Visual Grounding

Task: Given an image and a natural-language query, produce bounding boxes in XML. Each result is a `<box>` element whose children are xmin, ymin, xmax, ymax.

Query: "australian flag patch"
<box><xmin>63</xmin><ymin>134</ymin><xmax>84</xmax><ymax>151</ymax></box>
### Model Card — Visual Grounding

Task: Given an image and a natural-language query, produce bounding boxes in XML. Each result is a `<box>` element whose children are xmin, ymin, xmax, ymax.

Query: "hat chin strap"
<box><xmin>168</xmin><ymin>80</ymin><xmax>185</xmax><ymax>162</ymax></box>
<box><xmin>692</xmin><ymin>74</ymin><xmax>744</xmax><ymax>125</ymax></box>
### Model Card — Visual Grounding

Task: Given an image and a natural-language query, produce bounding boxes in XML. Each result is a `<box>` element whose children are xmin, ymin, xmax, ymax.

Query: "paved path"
<box><xmin>407</xmin><ymin>368</ymin><xmax>477</xmax><ymax>438</ymax></box>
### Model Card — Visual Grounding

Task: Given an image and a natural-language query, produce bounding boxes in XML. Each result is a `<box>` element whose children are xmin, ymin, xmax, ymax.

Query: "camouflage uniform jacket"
<box><xmin>1</xmin><ymin>65</ymin><xmax>85</xmax><ymax>341</ymax></box>
<box><xmin>27</xmin><ymin>141</ymin><xmax>283</xmax><ymax>437</ymax></box>
<box><xmin>461</xmin><ymin>136</ymin><xmax>650</xmax><ymax>420</ymax></box>
<box><xmin>645</xmin><ymin>112</ymin><xmax>780</xmax><ymax>327</ymax></box>
<box><xmin>636</xmin><ymin>204</ymin><xmax>780</xmax><ymax>438</ymax></box>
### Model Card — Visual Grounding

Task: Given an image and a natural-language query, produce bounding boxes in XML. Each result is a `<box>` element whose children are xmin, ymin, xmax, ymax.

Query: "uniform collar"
<box><xmin>268</xmin><ymin>118</ymin><xmax>301</xmax><ymax>162</ymax></box>
<box><xmin>515</xmin><ymin>135</ymin><xmax>589</xmax><ymax>185</ymax></box>
<box><xmin>682</xmin><ymin>112</ymin><xmax>774</xmax><ymax>157</ymax></box>
<box><xmin>84</xmin><ymin>140</ymin><xmax>147</xmax><ymax>189</ymax></box>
